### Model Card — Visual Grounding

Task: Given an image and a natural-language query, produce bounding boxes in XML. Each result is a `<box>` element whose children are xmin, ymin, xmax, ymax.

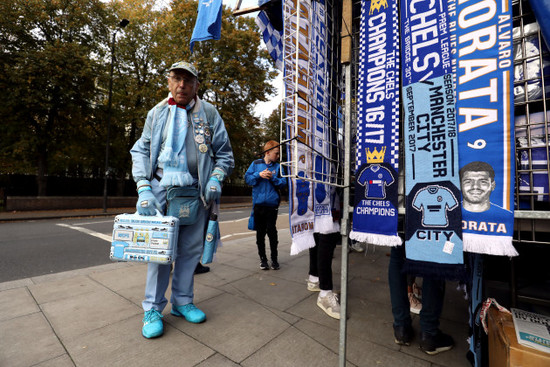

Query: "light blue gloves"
<box><xmin>136</xmin><ymin>180</ymin><xmax>161</xmax><ymax>216</ymax></box>
<box><xmin>205</xmin><ymin>177</ymin><xmax>221</xmax><ymax>204</ymax></box>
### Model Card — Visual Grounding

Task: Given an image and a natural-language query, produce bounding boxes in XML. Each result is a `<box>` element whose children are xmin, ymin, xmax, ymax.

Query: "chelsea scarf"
<box><xmin>350</xmin><ymin>0</ymin><xmax>402</xmax><ymax>247</ymax></box>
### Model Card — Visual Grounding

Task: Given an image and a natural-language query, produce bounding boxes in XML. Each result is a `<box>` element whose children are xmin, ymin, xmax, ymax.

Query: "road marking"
<box><xmin>218</xmin><ymin>213</ymin><xmax>287</xmax><ymax>224</ymax></box>
<box><xmin>56</xmin><ymin>223</ymin><xmax>111</xmax><ymax>242</ymax></box>
<box><xmin>219</xmin><ymin>217</ymin><xmax>248</xmax><ymax>224</ymax></box>
<box><xmin>220</xmin><ymin>232</ymin><xmax>254</xmax><ymax>240</ymax></box>
<box><xmin>74</xmin><ymin>219</ymin><xmax>114</xmax><ymax>226</ymax></box>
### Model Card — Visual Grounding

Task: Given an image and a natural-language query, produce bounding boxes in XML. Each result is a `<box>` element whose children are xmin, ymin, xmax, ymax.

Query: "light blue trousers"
<box><xmin>142</xmin><ymin>178</ymin><xmax>207</xmax><ymax>312</ymax></box>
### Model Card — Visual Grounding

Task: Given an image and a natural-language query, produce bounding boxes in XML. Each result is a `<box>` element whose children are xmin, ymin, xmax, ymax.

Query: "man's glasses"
<box><xmin>169</xmin><ymin>75</ymin><xmax>195</xmax><ymax>85</ymax></box>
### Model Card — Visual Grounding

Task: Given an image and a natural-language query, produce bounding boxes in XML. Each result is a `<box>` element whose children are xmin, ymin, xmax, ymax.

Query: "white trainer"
<box><xmin>408</xmin><ymin>292</ymin><xmax>422</xmax><ymax>314</ymax></box>
<box><xmin>349</xmin><ymin>241</ymin><xmax>365</xmax><ymax>253</ymax></box>
<box><xmin>307</xmin><ymin>280</ymin><xmax>320</xmax><ymax>292</ymax></box>
<box><xmin>317</xmin><ymin>291</ymin><xmax>341</xmax><ymax>319</ymax></box>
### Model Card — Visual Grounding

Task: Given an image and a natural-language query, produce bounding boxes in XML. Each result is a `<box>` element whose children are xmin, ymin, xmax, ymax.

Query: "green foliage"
<box><xmin>0</xmin><ymin>0</ymin><xmax>109</xmax><ymax>193</ymax></box>
<box><xmin>0</xmin><ymin>0</ymin><xmax>278</xmax><ymax>193</ymax></box>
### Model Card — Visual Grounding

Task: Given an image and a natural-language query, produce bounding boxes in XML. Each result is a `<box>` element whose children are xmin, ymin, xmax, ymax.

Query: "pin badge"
<box><xmin>199</xmin><ymin>144</ymin><xmax>208</xmax><ymax>153</ymax></box>
<box><xmin>195</xmin><ymin>135</ymin><xmax>205</xmax><ymax>144</ymax></box>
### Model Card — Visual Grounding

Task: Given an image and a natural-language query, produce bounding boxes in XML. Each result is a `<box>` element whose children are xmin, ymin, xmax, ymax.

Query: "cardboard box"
<box><xmin>488</xmin><ymin>307</ymin><xmax>550</xmax><ymax>367</ymax></box>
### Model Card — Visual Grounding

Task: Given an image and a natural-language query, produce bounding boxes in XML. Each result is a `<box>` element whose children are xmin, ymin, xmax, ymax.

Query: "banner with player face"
<box><xmin>454</xmin><ymin>0</ymin><xmax>518</xmax><ymax>256</ymax></box>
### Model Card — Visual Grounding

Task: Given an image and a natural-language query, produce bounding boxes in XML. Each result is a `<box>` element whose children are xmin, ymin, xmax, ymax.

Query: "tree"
<box><xmin>0</xmin><ymin>0</ymin><xmax>110</xmax><ymax>194</ymax></box>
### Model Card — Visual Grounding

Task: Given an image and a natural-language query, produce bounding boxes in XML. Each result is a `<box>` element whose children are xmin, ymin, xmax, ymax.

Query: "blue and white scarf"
<box><xmin>256</xmin><ymin>10</ymin><xmax>283</xmax><ymax>71</ymax></box>
<box><xmin>454</xmin><ymin>0</ymin><xmax>517</xmax><ymax>256</ymax></box>
<box><xmin>350</xmin><ymin>0</ymin><xmax>401</xmax><ymax>247</ymax></box>
<box><xmin>158</xmin><ymin>103</ymin><xmax>193</xmax><ymax>188</ymax></box>
<box><xmin>400</xmin><ymin>0</ymin><xmax>464</xmax><ymax>278</ymax></box>
<box><xmin>284</xmin><ymin>0</ymin><xmax>316</xmax><ymax>255</ymax></box>
<box><xmin>311</xmin><ymin>0</ymin><xmax>336</xmax><ymax>234</ymax></box>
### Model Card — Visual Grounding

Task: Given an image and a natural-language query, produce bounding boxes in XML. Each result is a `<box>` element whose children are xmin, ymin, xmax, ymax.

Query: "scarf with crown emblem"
<box><xmin>350</xmin><ymin>0</ymin><xmax>402</xmax><ymax>247</ymax></box>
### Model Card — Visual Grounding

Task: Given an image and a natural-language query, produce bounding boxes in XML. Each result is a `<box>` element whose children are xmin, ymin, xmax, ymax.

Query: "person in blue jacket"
<box><xmin>245</xmin><ymin>140</ymin><xmax>287</xmax><ymax>270</ymax></box>
<box><xmin>131</xmin><ymin>61</ymin><xmax>234</xmax><ymax>339</ymax></box>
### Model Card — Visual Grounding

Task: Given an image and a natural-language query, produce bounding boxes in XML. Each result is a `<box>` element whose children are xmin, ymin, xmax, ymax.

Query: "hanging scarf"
<box><xmin>311</xmin><ymin>0</ymin><xmax>335</xmax><ymax>235</ymax></box>
<box><xmin>454</xmin><ymin>0</ymin><xmax>518</xmax><ymax>256</ymax></box>
<box><xmin>158</xmin><ymin>100</ymin><xmax>193</xmax><ymax>188</ymax></box>
<box><xmin>284</xmin><ymin>0</ymin><xmax>316</xmax><ymax>255</ymax></box>
<box><xmin>349</xmin><ymin>0</ymin><xmax>401</xmax><ymax>247</ymax></box>
<box><xmin>400</xmin><ymin>0</ymin><xmax>465</xmax><ymax>279</ymax></box>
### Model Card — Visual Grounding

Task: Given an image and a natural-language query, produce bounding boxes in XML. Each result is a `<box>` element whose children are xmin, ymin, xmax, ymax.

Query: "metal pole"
<box><xmin>339</xmin><ymin>62</ymin><xmax>352</xmax><ymax>367</ymax></box>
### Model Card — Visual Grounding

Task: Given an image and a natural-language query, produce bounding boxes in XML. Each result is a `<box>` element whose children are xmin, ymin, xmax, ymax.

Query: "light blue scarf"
<box><xmin>158</xmin><ymin>104</ymin><xmax>193</xmax><ymax>187</ymax></box>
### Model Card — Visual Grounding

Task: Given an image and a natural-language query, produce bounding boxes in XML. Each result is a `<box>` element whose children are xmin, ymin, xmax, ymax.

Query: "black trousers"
<box><xmin>254</xmin><ymin>205</ymin><xmax>279</xmax><ymax>261</ymax></box>
<box><xmin>309</xmin><ymin>232</ymin><xmax>339</xmax><ymax>291</ymax></box>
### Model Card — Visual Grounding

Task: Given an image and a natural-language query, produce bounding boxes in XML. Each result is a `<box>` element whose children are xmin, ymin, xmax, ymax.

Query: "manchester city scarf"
<box><xmin>349</xmin><ymin>0</ymin><xmax>401</xmax><ymax>247</ymax></box>
<box><xmin>401</xmin><ymin>0</ymin><xmax>464</xmax><ymax>279</ymax></box>
<box><xmin>455</xmin><ymin>0</ymin><xmax>518</xmax><ymax>256</ymax></box>
<box><xmin>284</xmin><ymin>0</ymin><xmax>316</xmax><ymax>254</ymax></box>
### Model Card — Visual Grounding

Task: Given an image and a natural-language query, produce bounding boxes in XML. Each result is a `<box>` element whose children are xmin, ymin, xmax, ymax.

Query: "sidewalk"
<box><xmin>0</xmin><ymin>201</ymin><xmax>252</xmax><ymax>222</ymax></box>
<box><xmin>0</xmin><ymin>213</ymin><xmax>472</xmax><ymax>367</ymax></box>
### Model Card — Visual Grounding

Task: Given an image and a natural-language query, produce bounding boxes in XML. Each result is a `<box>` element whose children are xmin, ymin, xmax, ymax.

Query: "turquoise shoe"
<box><xmin>142</xmin><ymin>309</ymin><xmax>164</xmax><ymax>338</ymax></box>
<box><xmin>171</xmin><ymin>303</ymin><xmax>206</xmax><ymax>323</ymax></box>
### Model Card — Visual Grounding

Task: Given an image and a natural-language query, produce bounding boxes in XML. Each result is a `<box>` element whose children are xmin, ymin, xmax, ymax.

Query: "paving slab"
<box><xmin>34</xmin><ymin>354</ymin><xmax>75</xmax><ymax>367</ymax></box>
<box><xmin>345</xmin><ymin>296</ymin><xmax>397</xmax><ymax>350</ymax></box>
<box><xmin>64</xmin><ymin>314</ymin><xmax>214</xmax><ymax>367</ymax></box>
<box><xmin>293</xmin><ymin>318</ymin><xmax>429</xmax><ymax>367</ymax></box>
<box><xmin>228</xmin><ymin>272</ymin><xmax>310</xmax><ymax>311</ymax></box>
<box><xmin>40</xmin><ymin>287</ymin><xmax>142</xmax><ymax>341</ymax></box>
<box><xmin>196</xmin><ymin>353</ymin><xmax>241</xmax><ymax>367</ymax></box>
<box><xmin>88</xmin><ymin>263</ymin><xmax>147</xmax><ymax>291</ymax></box>
<box><xmin>0</xmin><ymin>287</ymin><xmax>40</xmax><ymax>322</ymax></box>
<box><xmin>241</xmin><ymin>326</ymin><xmax>340</xmax><ymax>367</ymax></box>
<box><xmin>0</xmin><ymin>312</ymin><xmax>65</xmax><ymax>367</ymax></box>
<box><xmin>29</xmin><ymin>275</ymin><xmax>104</xmax><ymax>305</ymax></box>
<box><xmin>167</xmin><ymin>292</ymin><xmax>291</xmax><ymax>363</ymax></box>
<box><xmin>194</xmin><ymin>263</ymin><xmax>254</xmax><ymax>290</ymax></box>
<box><xmin>347</xmin><ymin>273</ymin><xmax>392</xmax><ymax>307</ymax></box>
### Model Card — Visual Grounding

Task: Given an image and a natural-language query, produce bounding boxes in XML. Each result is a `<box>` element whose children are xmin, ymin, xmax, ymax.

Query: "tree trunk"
<box><xmin>36</xmin><ymin>151</ymin><xmax>48</xmax><ymax>196</ymax></box>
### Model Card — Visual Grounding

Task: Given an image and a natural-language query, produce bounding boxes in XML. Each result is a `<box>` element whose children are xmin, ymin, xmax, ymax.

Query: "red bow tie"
<box><xmin>168</xmin><ymin>97</ymin><xmax>188</xmax><ymax>109</ymax></box>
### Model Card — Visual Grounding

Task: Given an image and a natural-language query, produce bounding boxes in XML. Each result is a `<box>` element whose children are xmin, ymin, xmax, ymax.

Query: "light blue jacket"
<box><xmin>131</xmin><ymin>96</ymin><xmax>234</xmax><ymax>203</ymax></box>
<box><xmin>245</xmin><ymin>159</ymin><xmax>287</xmax><ymax>207</ymax></box>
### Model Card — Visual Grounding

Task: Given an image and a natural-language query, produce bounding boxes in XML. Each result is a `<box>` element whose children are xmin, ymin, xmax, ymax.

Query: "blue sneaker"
<box><xmin>142</xmin><ymin>309</ymin><xmax>163</xmax><ymax>338</ymax></box>
<box><xmin>171</xmin><ymin>303</ymin><xmax>206</xmax><ymax>323</ymax></box>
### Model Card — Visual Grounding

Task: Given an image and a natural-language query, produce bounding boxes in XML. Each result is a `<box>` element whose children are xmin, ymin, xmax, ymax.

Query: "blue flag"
<box><xmin>190</xmin><ymin>0</ymin><xmax>223</xmax><ymax>53</ymax></box>
<box><xmin>256</xmin><ymin>10</ymin><xmax>283</xmax><ymax>71</ymax></box>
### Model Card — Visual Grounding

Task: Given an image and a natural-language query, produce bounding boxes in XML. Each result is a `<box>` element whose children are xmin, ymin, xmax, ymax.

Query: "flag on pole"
<box><xmin>190</xmin><ymin>0</ymin><xmax>223</xmax><ymax>53</ymax></box>
<box><xmin>256</xmin><ymin>10</ymin><xmax>283</xmax><ymax>71</ymax></box>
